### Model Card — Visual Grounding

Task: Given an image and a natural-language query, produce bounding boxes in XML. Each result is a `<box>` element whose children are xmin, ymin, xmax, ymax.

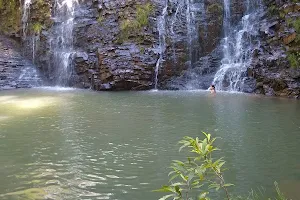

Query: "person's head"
<box><xmin>211</xmin><ymin>85</ymin><xmax>215</xmax><ymax>89</ymax></box>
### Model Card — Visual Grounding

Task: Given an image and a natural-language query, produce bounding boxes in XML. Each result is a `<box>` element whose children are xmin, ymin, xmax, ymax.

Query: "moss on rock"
<box><xmin>0</xmin><ymin>0</ymin><xmax>21</xmax><ymax>36</ymax></box>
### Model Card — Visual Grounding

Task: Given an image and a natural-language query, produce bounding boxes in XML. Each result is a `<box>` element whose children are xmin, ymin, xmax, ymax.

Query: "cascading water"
<box><xmin>154</xmin><ymin>1</ymin><xmax>168</xmax><ymax>89</ymax></box>
<box><xmin>22</xmin><ymin>0</ymin><xmax>37</xmax><ymax>63</ymax></box>
<box><xmin>154</xmin><ymin>0</ymin><xmax>204</xmax><ymax>89</ymax></box>
<box><xmin>22</xmin><ymin>0</ymin><xmax>32</xmax><ymax>38</ymax></box>
<box><xmin>213</xmin><ymin>0</ymin><xmax>263</xmax><ymax>91</ymax></box>
<box><xmin>50</xmin><ymin>0</ymin><xmax>78</xmax><ymax>86</ymax></box>
<box><xmin>186</xmin><ymin>0</ymin><xmax>200</xmax><ymax>66</ymax></box>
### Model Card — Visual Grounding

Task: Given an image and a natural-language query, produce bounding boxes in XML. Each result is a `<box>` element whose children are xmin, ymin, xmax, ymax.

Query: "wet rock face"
<box><xmin>157</xmin><ymin>0</ymin><xmax>225</xmax><ymax>89</ymax></box>
<box><xmin>72</xmin><ymin>0</ymin><xmax>158</xmax><ymax>90</ymax></box>
<box><xmin>244</xmin><ymin>0</ymin><xmax>300</xmax><ymax>98</ymax></box>
<box><xmin>0</xmin><ymin>0</ymin><xmax>21</xmax><ymax>37</ymax></box>
<box><xmin>94</xmin><ymin>45</ymin><xmax>155</xmax><ymax>90</ymax></box>
<box><xmin>201</xmin><ymin>0</ymin><xmax>223</xmax><ymax>55</ymax></box>
<box><xmin>0</xmin><ymin>36</ymin><xmax>42</xmax><ymax>90</ymax></box>
<box><xmin>0</xmin><ymin>0</ymin><xmax>236</xmax><ymax>91</ymax></box>
<box><xmin>0</xmin><ymin>0</ymin><xmax>299</xmax><ymax>98</ymax></box>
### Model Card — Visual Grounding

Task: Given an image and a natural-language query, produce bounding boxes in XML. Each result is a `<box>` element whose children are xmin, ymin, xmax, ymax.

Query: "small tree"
<box><xmin>155</xmin><ymin>132</ymin><xmax>233</xmax><ymax>200</ymax></box>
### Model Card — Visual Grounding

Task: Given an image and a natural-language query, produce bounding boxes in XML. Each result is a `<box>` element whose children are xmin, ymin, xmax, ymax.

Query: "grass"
<box><xmin>292</xmin><ymin>18</ymin><xmax>300</xmax><ymax>33</ymax></box>
<box><xmin>207</xmin><ymin>3</ymin><xmax>223</xmax><ymax>14</ymax></box>
<box><xmin>32</xmin><ymin>22</ymin><xmax>43</xmax><ymax>34</ymax></box>
<box><xmin>97</xmin><ymin>15</ymin><xmax>104</xmax><ymax>24</ymax></box>
<box><xmin>118</xmin><ymin>2</ymin><xmax>154</xmax><ymax>43</ymax></box>
<box><xmin>287</xmin><ymin>52</ymin><xmax>300</xmax><ymax>68</ymax></box>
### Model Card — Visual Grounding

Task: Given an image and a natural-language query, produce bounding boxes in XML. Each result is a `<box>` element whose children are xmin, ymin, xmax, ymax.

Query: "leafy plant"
<box><xmin>292</xmin><ymin>18</ymin><xmax>300</xmax><ymax>33</ymax></box>
<box><xmin>32</xmin><ymin>22</ymin><xmax>43</xmax><ymax>34</ymax></box>
<box><xmin>155</xmin><ymin>132</ymin><xmax>233</xmax><ymax>200</ymax></box>
<box><xmin>136</xmin><ymin>3</ymin><xmax>154</xmax><ymax>27</ymax></box>
<box><xmin>156</xmin><ymin>133</ymin><xmax>291</xmax><ymax>200</ymax></box>
<box><xmin>118</xmin><ymin>2</ymin><xmax>154</xmax><ymax>43</ymax></box>
<box><xmin>268</xmin><ymin>4</ymin><xmax>278</xmax><ymax>16</ymax></box>
<box><xmin>287</xmin><ymin>52</ymin><xmax>300</xmax><ymax>68</ymax></box>
<box><xmin>97</xmin><ymin>15</ymin><xmax>104</xmax><ymax>24</ymax></box>
<box><xmin>207</xmin><ymin>3</ymin><xmax>223</xmax><ymax>14</ymax></box>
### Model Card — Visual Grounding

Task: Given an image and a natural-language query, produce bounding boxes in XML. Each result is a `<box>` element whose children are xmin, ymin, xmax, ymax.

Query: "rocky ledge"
<box><xmin>0</xmin><ymin>36</ymin><xmax>42</xmax><ymax>90</ymax></box>
<box><xmin>246</xmin><ymin>1</ymin><xmax>300</xmax><ymax>98</ymax></box>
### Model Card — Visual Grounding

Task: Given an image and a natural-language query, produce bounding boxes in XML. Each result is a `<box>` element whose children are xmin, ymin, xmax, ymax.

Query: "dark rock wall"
<box><xmin>247</xmin><ymin>1</ymin><xmax>300</xmax><ymax>98</ymax></box>
<box><xmin>0</xmin><ymin>35</ymin><xmax>42</xmax><ymax>89</ymax></box>
<box><xmin>72</xmin><ymin>0</ymin><xmax>158</xmax><ymax>90</ymax></box>
<box><xmin>0</xmin><ymin>0</ymin><xmax>300</xmax><ymax>98</ymax></box>
<box><xmin>158</xmin><ymin>0</ymin><xmax>225</xmax><ymax>89</ymax></box>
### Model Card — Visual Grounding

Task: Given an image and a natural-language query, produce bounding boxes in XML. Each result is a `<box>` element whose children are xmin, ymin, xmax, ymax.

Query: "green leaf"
<box><xmin>174</xmin><ymin>185</ymin><xmax>182</xmax><ymax>196</ymax></box>
<box><xmin>170</xmin><ymin>182</ymin><xmax>185</xmax><ymax>187</ymax></box>
<box><xmin>198</xmin><ymin>191</ymin><xmax>209</xmax><ymax>199</ymax></box>
<box><xmin>158</xmin><ymin>194</ymin><xmax>175</xmax><ymax>200</ymax></box>
<box><xmin>195</xmin><ymin>166</ymin><xmax>206</xmax><ymax>175</ymax></box>
<box><xmin>173</xmin><ymin>160</ymin><xmax>185</xmax><ymax>165</ymax></box>
<box><xmin>223</xmin><ymin>183</ymin><xmax>234</xmax><ymax>187</ymax></box>
<box><xmin>208</xmin><ymin>183</ymin><xmax>220</xmax><ymax>190</ymax></box>
<box><xmin>169</xmin><ymin>174</ymin><xmax>179</xmax><ymax>182</ymax></box>
<box><xmin>187</xmin><ymin>172</ymin><xmax>195</xmax><ymax>183</ymax></box>
<box><xmin>179</xmin><ymin>143</ymin><xmax>190</xmax><ymax>152</ymax></box>
<box><xmin>172</xmin><ymin>163</ymin><xmax>186</xmax><ymax>173</ymax></box>
<box><xmin>218</xmin><ymin>161</ymin><xmax>225</xmax><ymax>168</ymax></box>
<box><xmin>168</xmin><ymin>171</ymin><xmax>176</xmax><ymax>176</ymax></box>
<box><xmin>154</xmin><ymin>186</ymin><xmax>174</xmax><ymax>193</ymax></box>
<box><xmin>202</xmin><ymin>131</ymin><xmax>209</xmax><ymax>139</ymax></box>
<box><xmin>192</xmin><ymin>183</ymin><xmax>204</xmax><ymax>189</ymax></box>
<box><xmin>179</xmin><ymin>174</ymin><xmax>187</xmax><ymax>182</ymax></box>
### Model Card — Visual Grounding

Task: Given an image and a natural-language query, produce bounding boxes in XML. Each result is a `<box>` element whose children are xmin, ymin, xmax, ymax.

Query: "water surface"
<box><xmin>0</xmin><ymin>88</ymin><xmax>299</xmax><ymax>199</ymax></box>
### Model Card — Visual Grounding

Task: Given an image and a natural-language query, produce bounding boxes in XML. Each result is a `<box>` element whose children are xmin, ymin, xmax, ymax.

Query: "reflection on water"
<box><xmin>0</xmin><ymin>95</ymin><xmax>60</xmax><ymax>111</ymax></box>
<box><xmin>0</xmin><ymin>89</ymin><xmax>299</xmax><ymax>200</ymax></box>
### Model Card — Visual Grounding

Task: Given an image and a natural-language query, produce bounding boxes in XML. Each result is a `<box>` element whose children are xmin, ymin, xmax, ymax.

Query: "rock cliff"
<box><xmin>0</xmin><ymin>35</ymin><xmax>42</xmax><ymax>89</ymax></box>
<box><xmin>247</xmin><ymin>1</ymin><xmax>300</xmax><ymax>97</ymax></box>
<box><xmin>0</xmin><ymin>0</ymin><xmax>299</xmax><ymax>98</ymax></box>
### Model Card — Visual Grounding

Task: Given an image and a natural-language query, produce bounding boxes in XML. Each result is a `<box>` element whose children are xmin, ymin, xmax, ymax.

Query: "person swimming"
<box><xmin>209</xmin><ymin>85</ymin><xmax>216</xmax><ymax>93</ymax></box>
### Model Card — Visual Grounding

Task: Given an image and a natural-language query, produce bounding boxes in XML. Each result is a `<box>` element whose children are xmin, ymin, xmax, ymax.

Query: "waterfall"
<box><xmin>154</xmin><ymin>0</ymin><xmax>168</xmax><ymax>90</ymax></box>
<box><xmin>31</xmin><ymin>35</ymin><xmax>40</xmax><ymax>64</ymax></box>
<box><xmin>50</xmin><ymin>0</ymin><xmax>78</xmax><ymax>86</ymax></box>
<box><xmin>186</xmin><ymin>0</ymin><xmax>199</xmax><ymax>66</ymax></box>
<box><xmin>22</xmin><ymin>0</ymin><xmax>36</xmax><ymax>63</ymax></box>
<box><xmin>22</xmin><ymin>0</ymin><xmax>32</xmax><ymax>38</ymax></box>
<box><xmin>154</xmin><ymin>0</ymin><xmax>205</xmax><ymax>89</ymax></box>
<box><xmin>213</xmin><ymin>0</ymin><xmax>263</xmax><ymax>91</ymax></box>
<box><xmin>170</xmin><ymin>1</ymin><xmax>183</xmax><ymax>63</ymax></box>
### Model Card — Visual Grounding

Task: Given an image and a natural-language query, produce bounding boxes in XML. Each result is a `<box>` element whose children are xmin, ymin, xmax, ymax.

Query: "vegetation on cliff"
<box><xmin>287</xmin><ymin>18</ymin><xmax>300</xmax><ymax>68</ymax></box>
<box><xmin>118</xmin><ymin>2</ymin><xmax>154</xmax><ymax>43</ymax></box>
<box><xmin>0</xmin><ymin>0</ymin><xmax>21</xmax><ymax>36</ymax></box>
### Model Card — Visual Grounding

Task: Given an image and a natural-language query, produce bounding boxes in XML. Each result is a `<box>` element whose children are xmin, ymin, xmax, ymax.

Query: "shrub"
<box><xmin>97</xmin><ymin>15</ymin><xmax>104</xmax><ymax>24</ymax></box>
<box><xmin>136</xmin><ymin>3</ymin><xmax>153</xmax><ymax>27</ymax></box>
<box><xmin>207</xmin><ymin>3</ymin><xmax>223</xmax><ymax>14</ymax></box>
<box><xmin>292</xmin><ymin>18</ymin><xmax>300</xmax><ymax>33</ymax></box>
<box><xmin>155</xmin><ymin>132</ymin><xmax>233</xmax><ymax>200</ymax></box>
<box><xmin>32</xmin><ymin>22</ymin><xmax>43</xmax><ymax>34</ymax></box>
<box><xmin>287</xmin><ymin>52</ymin><xmax>300</xmax><ymax>68</ymax></box>
<box><xmin>118</xmin><ymin>2</ymin><xmax>154</xmax><ymax>43</ymax></box>
<box><xmin>156</xmin><ymin>132</ymin><xmax>290</xmax><ymax>200</ymax></box>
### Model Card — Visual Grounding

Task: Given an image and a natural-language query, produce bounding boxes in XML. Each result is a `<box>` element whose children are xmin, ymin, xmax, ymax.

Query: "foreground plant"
<box><xmin>155</xmin><ymin>132</ymin><xmax>233</xmax><ymax>200</ymax></box>
<box><xmin>156</xmin><ymin>132</ymin><xmax>291</xmax><ymax>200</ymax></box>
